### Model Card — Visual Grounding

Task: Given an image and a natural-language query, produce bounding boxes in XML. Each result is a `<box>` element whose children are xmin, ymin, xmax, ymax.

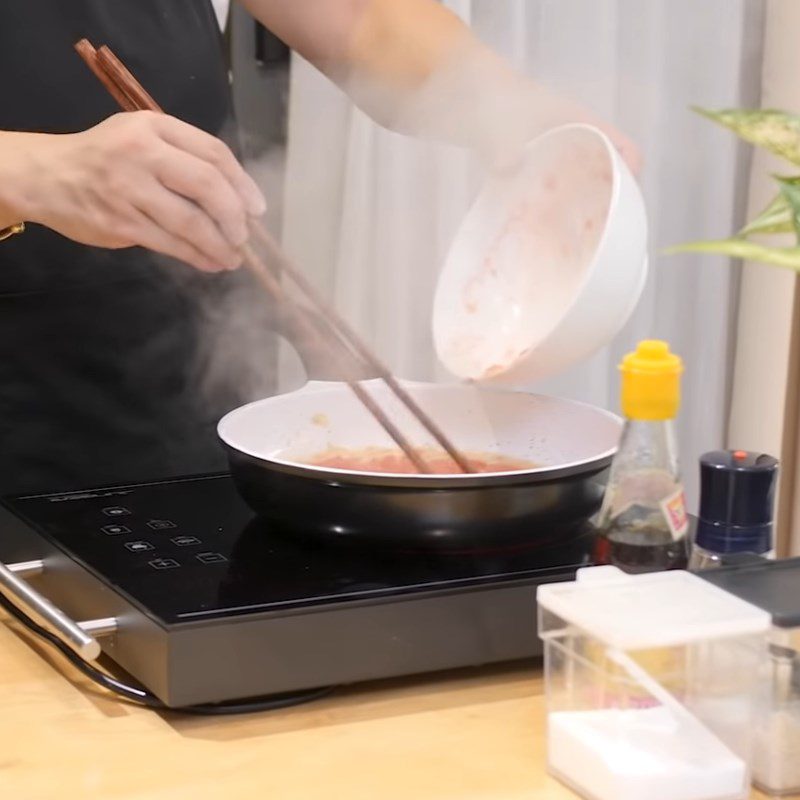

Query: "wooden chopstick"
<box><xmin>73</xmin><ymin>38</ymin><xmax>474</xmax><ymax>475</ymax></box>
<box><xmin>240</xmin><ymin>244</ymin><xmax>435</xmax><ymax>475</ymax></box>
<box><xmin>96</xmin><ymin>46</ymin><xmax>160</xmax><ymax>112</ymax></box>
<box><xmin>74</xmin><ymin>40</ymin><xmax>137</xmax><ymax>112</ymax></box>
<box><xmin>248</xmin><ymin>225</ymin><xmax>476</xmax><ymax>474</ymax></box>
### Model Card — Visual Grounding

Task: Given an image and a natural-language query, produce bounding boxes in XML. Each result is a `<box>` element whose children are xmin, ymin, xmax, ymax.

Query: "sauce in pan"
<box><xmin>303</xmin><ymin>447</ymin><xmax>536</xmax><ymax>475</ymax></box>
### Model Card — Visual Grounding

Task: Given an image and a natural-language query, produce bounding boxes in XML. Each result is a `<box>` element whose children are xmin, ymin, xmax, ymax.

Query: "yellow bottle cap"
<box><xmin>620</xmin><ymin>340</ymin><xmax>683</xmax><ymax>420</ymax></box>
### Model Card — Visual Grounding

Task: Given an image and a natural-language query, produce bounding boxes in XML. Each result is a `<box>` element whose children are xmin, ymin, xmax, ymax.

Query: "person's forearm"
<box><xmin>332</xmin><ymin>1</ymin><xmax>632</xmax><ymax>165</ymax></box>
<box><xmin>342</xmin><ymin>0</ymin><xmax>472</xmax><ymax>89</ymax></box>
<box><xmin>238</xmin><ymin>0</ymin><xmax>636</xmax><ymax>168</ymax></box>
<box><xmin>239</xmin><ymin>0</ymin><xmax>487</xmax><ymax>92</ymax></box>
<box><xmin>239</xmin><ymin>0</ymin><xmax>519</xmax><ymax>154</ymax></box>
<box><xmin>0</xmin><ymin>132</ymin><xmax>39</xmax><ymax>229</ymax></box>
<box><xmin>0</xmin><ymin>203</ymin><xmax>20</xmax><ymax>231</ymax></box>
<box><xmin>340</xmin><ymin>0</ymin><xmax>535</xmax><ymax>158</ymax></box>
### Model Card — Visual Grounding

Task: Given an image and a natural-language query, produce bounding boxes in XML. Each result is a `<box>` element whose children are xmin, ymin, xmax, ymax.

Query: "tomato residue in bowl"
<box><xmin>303</xmin><ymin>447</ymin><xmax>536</xmax><ymax>475</ymax></box>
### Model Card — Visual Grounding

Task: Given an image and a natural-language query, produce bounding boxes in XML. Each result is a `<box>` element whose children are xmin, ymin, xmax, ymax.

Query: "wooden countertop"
<box><xmin>0</xmin><ymin>613</ymin><xmax>774</xmax><ymax>800</ymax></box>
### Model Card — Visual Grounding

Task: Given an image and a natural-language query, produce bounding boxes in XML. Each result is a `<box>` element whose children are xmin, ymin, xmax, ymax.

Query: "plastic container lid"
<box><xmin>699</xmin><ymin>557</ymin><xmax>800</xmax><ymax>629</ymax></box>
<box><xmin>537</xmin><ymin>566</ymin><xmax>771</xmax><ymax>649</ymax></box>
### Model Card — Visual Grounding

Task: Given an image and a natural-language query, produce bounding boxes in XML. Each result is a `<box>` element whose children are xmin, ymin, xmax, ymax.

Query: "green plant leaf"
<box><xmin>665</xmin><ymin>238</ymin><xmax>800</xmax><ymax>270</ymax></box>
<box><xmin>777</xmin><ymin>176</ymin><xmax>800</xmax><ymax>240</ymax></box>
<box><xmin>739</xmin><ymin>192</ymin><xmax>793</xmax><ymax>236</ymax></box>
<box><xmin>693</xmin><ymin>107</ymin><xmax>800</xmax><ymax>166</ymax></box>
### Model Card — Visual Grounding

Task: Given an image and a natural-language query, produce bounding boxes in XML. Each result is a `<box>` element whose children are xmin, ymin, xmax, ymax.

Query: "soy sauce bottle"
<box><xmin>593</xmin><ymin>341</ymin><xmax>689</xmax><ymax>573</ymax></box>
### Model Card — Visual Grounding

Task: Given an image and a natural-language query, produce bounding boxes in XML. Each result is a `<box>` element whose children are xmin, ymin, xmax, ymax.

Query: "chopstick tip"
<box><xmin>74</xmin><ymin>38</ymin><xmax>95</xmax><ymax>55</ymax></box>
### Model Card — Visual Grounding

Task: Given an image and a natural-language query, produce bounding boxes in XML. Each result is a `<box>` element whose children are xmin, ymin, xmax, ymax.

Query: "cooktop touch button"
<box><xmin>196</xmin><ymin>552</ymin><xmax>227</xmax><ymax>564</ymax></box>
<box><xmin>101</xmin><ymin>524</ymin><xmax>130</xmax><ymax>536</ymax></box>
<box><xmin>102</xmin><ymin>506</ymin><xmax>131</xmax><ymax>517</ymax></box>
<box><xmin>171</xmin><ymin>536</ymin><xmax>201</xmax><ymax>546</ymax></box>
<box><xmin>148</xmin><ymin>558</ymin><xmax>180</xmax><ymax>570</ymax></box>
<box><xmin>125</xmin><ymin>541</ymin><xmax>154</xmax><ymax>553</ymax></box>
<box><xmin>147</xmin><ymin>519</ymin><xmax>176</xmax><ymax>530</ymax></box>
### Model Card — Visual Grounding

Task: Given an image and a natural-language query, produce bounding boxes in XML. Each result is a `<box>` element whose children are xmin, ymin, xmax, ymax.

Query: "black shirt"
<box><xmin>0</xmin><ymin>1</ymin><xmax>274</xmax><ymax>494</ymax></box>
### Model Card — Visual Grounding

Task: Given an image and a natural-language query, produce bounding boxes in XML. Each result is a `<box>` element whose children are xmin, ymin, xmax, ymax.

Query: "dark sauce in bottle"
<box><xmin>593</xmin><ymin>512</ymin><xmax>688</xmax><ymax>574</ymax></box>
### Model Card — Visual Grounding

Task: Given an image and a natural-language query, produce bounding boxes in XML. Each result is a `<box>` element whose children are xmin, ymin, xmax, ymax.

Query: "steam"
<box><xmin>164</xmin><ymin>144</ymin><xmax>285</xmax><ymax>417</ymax></box>
<box><xmin>183</xmin><ymin>142</ymin><xmax>351</xmax><ymax>418</ymax></box>
<box><xmin>179</xmin><ymin>23</ymin><xmax>617</xmax><ymax>418</ymax></box>
<box><xmin>181</xmin><ymin>48</ymin><xmax>528</xmax><ymax>417</ymax></box>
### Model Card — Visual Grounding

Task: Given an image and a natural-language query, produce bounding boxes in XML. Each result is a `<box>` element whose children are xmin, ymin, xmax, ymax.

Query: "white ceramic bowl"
<box><xmin>432</xmin><ymin>124</ymin><xmax>647</xmax><ymax>385</ymax></box>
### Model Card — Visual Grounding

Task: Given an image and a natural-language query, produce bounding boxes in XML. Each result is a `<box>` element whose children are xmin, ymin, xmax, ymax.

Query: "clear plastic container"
<box><xmin>700</xmin><ymin>558</ymin><xmax>800</xmax><ymax>796</ymax></box>
<box><xmin>753</xmin><ymin>632</ymin><xmax>800</xmax><ymax>796</ymax></box>
<box><xmin>537</xmin><ymin>566</ymin><xmax>770</xmax><ymax>800</ymax></box>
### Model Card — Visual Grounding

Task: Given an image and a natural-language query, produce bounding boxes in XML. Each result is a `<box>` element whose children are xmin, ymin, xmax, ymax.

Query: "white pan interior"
<box><xmin>218</xmin><ymin>380</ymin><xmax>622</xmax><ymax>479</ymax></box>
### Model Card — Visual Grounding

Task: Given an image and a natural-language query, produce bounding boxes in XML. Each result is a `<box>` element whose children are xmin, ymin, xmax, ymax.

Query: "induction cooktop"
<box><xmin>0</xmin><ymin>474</ymin><xmax>591</xmax><ymax>708</ymax></box>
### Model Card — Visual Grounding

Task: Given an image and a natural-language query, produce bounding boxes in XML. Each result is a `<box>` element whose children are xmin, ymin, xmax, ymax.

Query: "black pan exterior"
<box><xmin>224</xmin><ymin>444</ymin><xmax>610</xmax><ymax>549</ymax></box>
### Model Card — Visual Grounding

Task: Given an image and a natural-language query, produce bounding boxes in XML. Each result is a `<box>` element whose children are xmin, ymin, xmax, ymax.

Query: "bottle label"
<box><xmin>661</xmin><ymin>488</ymin><xmax>688</xmax><ymax>541</ymax></box>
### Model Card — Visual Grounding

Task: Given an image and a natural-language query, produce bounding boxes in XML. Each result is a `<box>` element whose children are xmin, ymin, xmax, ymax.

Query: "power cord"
<box><xmin>0</xmin><ymin>590</ymin><xmax>335</xmax><ymax>715</ymax></box>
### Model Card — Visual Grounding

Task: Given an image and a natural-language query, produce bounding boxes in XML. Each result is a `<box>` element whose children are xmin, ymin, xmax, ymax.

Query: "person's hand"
<box><xmin>544</xmin><ymin>95</ymin><xmax>642</xmax><ymax>176</ymax></box>
<box><xmin>356</xmin><ymin>29</ymin><xmax>643</xmax><ymax>179</ymax></box>
<box><xmin>0</xmin><ymin>111</ymin><xmax>266</xmax><ymax>272</ymax></box>
<box><xmin>480</xmin><ymin>81</ymin><xmax>642</xmax><ymax>177</ymax></box>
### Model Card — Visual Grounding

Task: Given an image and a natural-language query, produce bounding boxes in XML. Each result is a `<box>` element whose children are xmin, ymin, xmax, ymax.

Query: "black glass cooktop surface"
<box><xmin>4</xmin><ymin>474</ymin><xmax>590</xmax><ymax>625</ymax></box>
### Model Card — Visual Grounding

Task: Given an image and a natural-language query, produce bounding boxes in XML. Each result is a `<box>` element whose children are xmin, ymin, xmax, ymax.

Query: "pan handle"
<box><xmin>0</xmin><ymin>559</ymin><xmax>116</xmax><ymax>661</ymax></box>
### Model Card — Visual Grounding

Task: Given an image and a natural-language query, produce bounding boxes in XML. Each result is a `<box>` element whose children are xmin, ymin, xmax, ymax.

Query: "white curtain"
<box><xmin>280</xmin><ymin>0</ymin><xmax>765</xmax><ymax>507</ymax></box>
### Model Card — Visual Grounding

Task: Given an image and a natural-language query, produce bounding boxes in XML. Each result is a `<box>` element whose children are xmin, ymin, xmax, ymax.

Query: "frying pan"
<box><xmin>218</xmin><ymin>380</ymin><xmax>621</xmax><ymax>549</ymax></box>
